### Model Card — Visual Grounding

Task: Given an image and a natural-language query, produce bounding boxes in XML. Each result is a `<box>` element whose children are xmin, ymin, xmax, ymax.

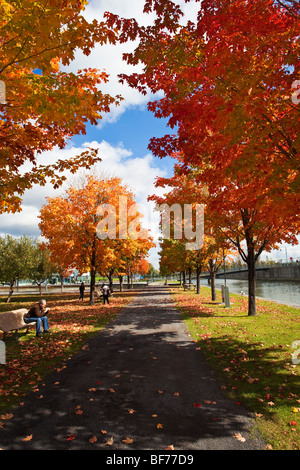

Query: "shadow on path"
<box><xmin>0</xmin><ymin>286</ymin><xmax>266</xmax><ymax>450</ymax></box>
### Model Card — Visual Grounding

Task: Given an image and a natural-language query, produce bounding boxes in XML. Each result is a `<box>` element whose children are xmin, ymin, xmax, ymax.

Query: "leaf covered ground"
<box><xmin>0</xmin><ymin>292</ymin><xmax>133</xmax><ymax>416</ymax></box>
<box><xmin>171</xmin><ymin>286</ymin><xmax>300</xmax><ymax>450</ymax></box>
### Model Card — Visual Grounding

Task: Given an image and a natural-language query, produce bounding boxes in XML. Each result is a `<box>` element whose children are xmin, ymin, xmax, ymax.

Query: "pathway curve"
<box><xmin>0</xmin><ymin>286</ymin><xmax>266</xmax><ymax>450</ymax></box>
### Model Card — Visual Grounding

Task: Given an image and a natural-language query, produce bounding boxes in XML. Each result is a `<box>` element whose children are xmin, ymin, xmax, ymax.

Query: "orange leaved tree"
<box><xmin>39</xmin><ymin>176</ymin><xmax>154</xmax><ymax>304</ymax></box>
<box><xmin>107</xmin><ymin>0</ymin><xmax>300</xmax><ymax>315</ymax></box>
<box><xmin>0</xmin><ymin>0</ymin><xmax>121</xmax><ymax>213</ymax></box>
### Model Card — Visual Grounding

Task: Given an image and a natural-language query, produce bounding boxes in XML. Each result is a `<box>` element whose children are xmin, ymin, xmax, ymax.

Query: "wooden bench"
<box><xmin>183</xmin><ymin>283</ymin><xmax>196</xmax><ymax>291</ymax></box>
<box><xmin>0</xmin><ymin>309</ymin><xmax>33</xmax><ymax>342</ymax></box>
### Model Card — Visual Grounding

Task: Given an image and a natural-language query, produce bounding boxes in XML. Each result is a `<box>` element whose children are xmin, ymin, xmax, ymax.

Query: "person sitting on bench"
<box><xmin>24</xmin><ymin>299</ymin><xmax>50</xmax><ymax>338</ymax></box>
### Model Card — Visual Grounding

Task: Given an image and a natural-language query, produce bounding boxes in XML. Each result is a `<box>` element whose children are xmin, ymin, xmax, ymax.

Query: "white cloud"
<box><xmin>0</xmin><ymin>140</ymin><xmax>168</xmax><ymax>267</ymax></box>
<box><xmin>62</xmin><ymin>0</ymin><xmax>200</xmax><ymax>126</ymax></box>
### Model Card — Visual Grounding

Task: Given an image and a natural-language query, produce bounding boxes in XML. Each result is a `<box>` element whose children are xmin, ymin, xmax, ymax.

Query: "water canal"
<box><xmin>206</xmin><ymin>278</ymin><xmax>300</xmax><ymax>307</ymax></box>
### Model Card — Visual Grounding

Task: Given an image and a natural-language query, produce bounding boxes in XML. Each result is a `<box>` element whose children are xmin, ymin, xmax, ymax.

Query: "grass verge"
<box><xmin>0</xmin><ymin>291</ymin><xmax>133</xmax><ymax>417</ymax></box>
<box><xmin>171</xmin><ymin>286</ymin><xmax>300</xmax><ymax>450</ymax></box>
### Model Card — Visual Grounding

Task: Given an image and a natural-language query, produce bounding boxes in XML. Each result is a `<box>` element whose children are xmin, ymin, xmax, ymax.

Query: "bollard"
<box><xmin>225</xmin><ymin>286</ymin><xmax>230</xmax><ymax>308</ymax></box>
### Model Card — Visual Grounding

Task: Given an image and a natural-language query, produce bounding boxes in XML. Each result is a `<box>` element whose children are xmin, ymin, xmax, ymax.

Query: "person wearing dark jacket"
<box><xmin>25</xmin><ymin>299</ymin><xmax>50</xmax><ymax>337</ymax></box>
<box><xmin>101</xmin><ymin>284</ymin><xmax>111</xmax><ymax>304</ymax></box>
<box><xmin>79</xmin><ymin>282</ymin><xmax>85</xmax><ymax>302</ymax></box>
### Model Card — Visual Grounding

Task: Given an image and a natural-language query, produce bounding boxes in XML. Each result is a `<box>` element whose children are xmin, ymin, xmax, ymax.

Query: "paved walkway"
<box><xmin>0</xmin><ymin>286</ymin><xmax>266</xmax><ymax>450</ymax></box>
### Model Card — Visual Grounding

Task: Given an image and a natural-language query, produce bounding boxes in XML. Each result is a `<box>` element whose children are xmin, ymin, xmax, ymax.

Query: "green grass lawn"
<box><xmin>171</xmin><ymin>286</ymin><xmax>300</xmax><ymax>450</ymax></box>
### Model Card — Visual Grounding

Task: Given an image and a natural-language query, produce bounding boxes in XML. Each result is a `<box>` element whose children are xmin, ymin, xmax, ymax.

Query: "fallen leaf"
<box><xmin>0</xmin><ymin>414</ymin><xmax>13</xmax><ymax>420</ymax></box>
<box><xmin>165</xmin><ymin>445</ymin><xmax>174</xmax><ymax>450</ymax></box>
<box><xmin>67</xmin><ymin>434</ymin><xmax>76</xmax><ymax>441</ymax></box>
<box><xmin>22</xmin><ymin>435</ymin><xmax>33</xmax><ymax>442</ymax></box>
<box><xmin>233</xmin><ymin>433</ymin><xmax>246</xmax><ymax>442</ymax></box>
<box><xmin>88</xmin><ymin>388</ymin><xmax>96</xmax><ymax>392</ymax></box>
<box><xmin>152</xmin><ymin>414</ymin><xmax>158</xmax><ymax>418</ymax></box>
<box><xmin>104</xmin><ymin>437</ymin><xmax>114</xmax><ymax>446</ymax></box>
<box><xmin>122</xmin><ymin>437</ymin><xmax>133</xmax><ymax>444</ymax></box>
<box><xmin>101</xmin><ymin>430</ymin><xmax>107</xmax><ymax>434</ymax></box>
<box><xmin>89</xmin><ymin>436</ymin><xmax>97</xmax><ymax>443</ymax></box>
<box><xmin>128</xmin><ymin>409</ymin><xmax>135</xmax><ymax>414</ymax></box>
<box><xmin>158</xmin><ymin>390</ymin><xmax>164</xmax><ymax>394</ymax></box>
<box><xmin>173</xmin><ymin>392</ymin><xmax>179</xmax><ymax>397</ymax></box>
<box><xmin>109</xmin><ymin>388</ymin><xmax>115</xmax><ymax>393</ymax></box>
<box><xmin>292</xmin><ymin>407</ymin><xmax>299</xmax><ymax>413</ymax></box>
<box><xmin>157</xmin><ymin>423</ymin><xmax>163</xmax><ymax>429</ymax></box>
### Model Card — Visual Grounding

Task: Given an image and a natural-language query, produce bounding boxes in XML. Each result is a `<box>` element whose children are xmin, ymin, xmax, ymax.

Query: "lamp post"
<box><xmin>223</xmin><ymin>247</ymin><xmax>227</xmax><ymax>289</ymax></box>
<box><xmin>223</xmin><ymin>247</ymin><xmax>230</xmax><ymax>307</ymax></box>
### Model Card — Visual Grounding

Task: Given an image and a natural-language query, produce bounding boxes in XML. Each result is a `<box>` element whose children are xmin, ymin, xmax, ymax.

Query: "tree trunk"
<box><xmin>188</xmin><ymin>267</ymin><xmax>192</xmax><ymax>284</ymax></box>
<box><xmin>182</xmin><ymin>270</ymin><xmax>186</xmax><ymax>285</ymax></box>
<box><xmin>60</xmin><ymin>275</ymin><xmax>64</xmax><ymax>292</ymax></box>
<box><xmin>6</xmin><ymin>279</ymin><xmax>15</xmax><ymax>303</ymax></box>
<box><xmin>247</xmin><ymin>243</ymin><xmax>257</xmax><ymax>316</ymax></box>
<box><xmin>89</xmin><ymin>268</ymin><xmax>96</xmax><ymax>305</ymax></box>
<box><xmin>119</xmin><ymin>275</ymin><xmax>123</xmax><ymax>292</ymax></box>
<box><xmin>130</xmin><ymin>272</ymin><xmax>133</xmax><ymax>288</ymax></box>
<box><xmin>179</xmin><ymin>271</ymin><xmax>182</xmax><ymax>286</ymax></box>
<box><xmin>196</xmin><ymin>266</ymin><xmax>201</xmax><ymax>294</ymax></box>
<box><xmin>209</xmin><ymin>259</ymin><xmax>216</xmax><ymax>301</ymax></box>
<box><xmin>210</xmin><ymin>270</ymin><xmax>216</xmax><ymax>301</ymax></box>
<box><xmin>108</xmin><ymin>270</ymin><xmax>114</xmax><ymax>292</ymax></box>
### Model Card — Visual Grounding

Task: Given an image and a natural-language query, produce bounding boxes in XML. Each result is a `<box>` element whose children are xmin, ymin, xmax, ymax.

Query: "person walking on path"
<box><xmin>79</xmin><ymin>282</ymin><xmax>85</xmax><ymax>302</ymax></box>
<box><xmin>101</xmin><ymin>283</ymin><xmax>110</xmax><ymax>304</ymax></box>
<box><xmin>24</xmin><ymin>299</ymin><xmax>50</xmax><ymax>338</ymax></box>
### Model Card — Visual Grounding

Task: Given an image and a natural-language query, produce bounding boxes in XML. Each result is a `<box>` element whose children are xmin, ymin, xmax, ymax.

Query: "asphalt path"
<box><xmin>0</xmin><ymin>286</ymin><xmax>266</xmax><ymax>450</ymax></box>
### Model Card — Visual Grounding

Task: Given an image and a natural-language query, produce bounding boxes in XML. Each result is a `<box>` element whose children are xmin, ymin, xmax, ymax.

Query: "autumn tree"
<box><xmin>107</xmin><ymin>0</ymin><xmax>300</xmax><ymax>315</ymax></box>
<box><xmin>30</xmin><ymin>245</ymin><xmax>57</xmax><ymax>295</ymax></box>
<box><xmin>39</xmin><ymin>176</ymin><xmax>154</xmax><ymax>304</ymax></box>
<box><xmin>0</xmin><ymin>235</ymin><xmax>56</xmax><ymax>301</ymax></box>
<box><xmin>0</xmin><ymin>0</ymin><xmax>121</xmax><ymax>213</ymax></box>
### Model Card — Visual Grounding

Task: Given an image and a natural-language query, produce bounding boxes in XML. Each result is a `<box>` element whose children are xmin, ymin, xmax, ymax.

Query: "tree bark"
<box><xmin>196</xmin><ymin>266</ymin><xmax>201</xmax><ymax>294</ymax></box>
<box><xmin>247</xmin><ymin>243</ymin><xmax>257</xmax><ymax>316</ymax></box>
<box><xmin>89</xmin><ymin>268</ymin><xmax>96</xmax><ymax>305</ymax></box>
<box><xmin>119</xmin><ymin>275</ymin><xmax>123</xmax><ymax>292</ymax></box>
<box><xmin>89</xmin><ymin>244</ymin><xmax>97</xmax><ymax>305</ymax></box>
<box><xmin>210</xmin><ymin>263</ymin><xmax>216</xmax><ymax>301</ymax></box>
<box><xmin>130</xmin><ymin>272</ymin><xmax>133</xmax><ymax>288</ymax></box>
<box><xmin>108</xmin><ymin>270</ymin><xmax>114</xmax><ymax>292</ymax></box>
<box><xmin>6</xmin><ymin>279</ymin><xmax>15</xmax><ymax>303</ymax></box>
<box><xmin>60</xmin><ymin>275</ymin><xmax>64</xmax><ymax>292</ymax></box>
